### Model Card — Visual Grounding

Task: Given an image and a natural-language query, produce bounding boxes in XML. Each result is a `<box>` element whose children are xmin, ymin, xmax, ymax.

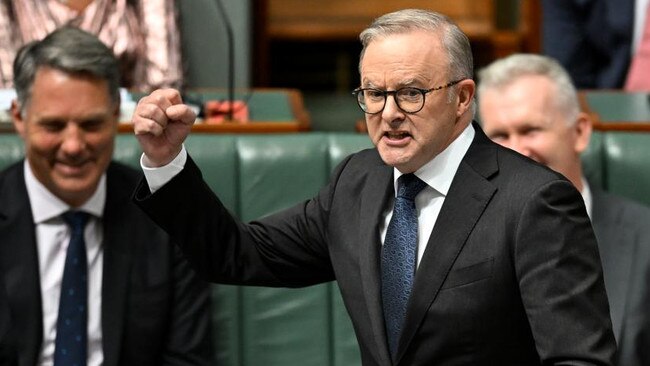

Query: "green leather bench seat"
<box><xmin>1</xmin><ymin>130</ymin><xmax>650</xmax><ymax>365</ymax></box>
<box><xmin>581</xmin><ymin>131</ymin><xmax>650</xmax><ymax>206</ymax></box>
<box><xmin>0</xmin><ymin>132</ymin><xmax>374</xmax><ymax>366</ymax></box>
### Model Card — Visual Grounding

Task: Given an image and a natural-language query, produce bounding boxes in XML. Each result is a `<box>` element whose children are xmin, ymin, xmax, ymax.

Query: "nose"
<box><xmin>505</xmin><ymin>136</ymin><xmax>532</xmax><ymax>158</ymax></box>
<box><xmin>380</xmin><ymin>93</ymin><xmax>405</xmax><ymax>124</ymax></box>
<box><xmin>61</xmin><ymin>124</ymin><xmax>86</xmax><ymax>155</ymax></box>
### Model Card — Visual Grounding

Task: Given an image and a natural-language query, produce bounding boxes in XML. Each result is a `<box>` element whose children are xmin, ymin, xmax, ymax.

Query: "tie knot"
<box><xmin>62</xmin><ymin>211</ymin><xmax>90</xmax><ymax>232</ymax></box>
<box><xmin>397</xmin><ymin>173</ymin><xmax>427</xmax><ymax>201</ymax></box>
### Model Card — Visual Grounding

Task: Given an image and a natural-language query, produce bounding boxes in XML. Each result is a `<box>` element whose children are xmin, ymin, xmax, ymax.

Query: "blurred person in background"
<box><xmin>0</xmin><ymin>26</ymin><xmax>212</xmax><ymax>366</ymax></box>
<box><xmin>479</xmin><ymin>53</ymin><xmax>650</xmax><ymax>366</ymax></box>
<box><xmin>0</xmin><ymin>0</ymin><xmax>183</xmax><ymax>91</ymax></box>
<box><xmin>542</xmin><ymin>0</ymin><xmax>650</xmax><ymax>90</ymax></box>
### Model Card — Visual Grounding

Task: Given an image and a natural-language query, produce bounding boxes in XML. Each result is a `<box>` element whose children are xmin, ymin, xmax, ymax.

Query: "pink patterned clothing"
<box><xmin>0</xmin><ymin>0</ymin><xmax>183</xmax><ymax>91</ymax></box>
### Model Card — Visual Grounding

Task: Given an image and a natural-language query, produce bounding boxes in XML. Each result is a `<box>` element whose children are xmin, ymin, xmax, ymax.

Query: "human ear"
<box><xmin>455</xmin><ymin>78</ymin><xmax>476</xmax><ymax>117</ymax></box>
<box><xmin>10</xmin><ymin>100</ymin><xmax>26</xmax><ymax>138</ymax></box>
<box><xmin>573</xmin><ymin>112</ymin><xmax>593</xmax><ymax>154</ymax></box>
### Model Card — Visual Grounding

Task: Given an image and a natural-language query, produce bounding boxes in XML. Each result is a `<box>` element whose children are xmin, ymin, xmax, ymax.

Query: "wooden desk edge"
<box><xmin>592</xmin><ymin>122</ymin><xmax>650</xmax><ymax>132</ymax></box>
<box><xmin>119</xmin><ymin>88</ymin><xmax>311</xmax><ymax>134</ymax></box>
<box><xmin>118</xmin><ymin>120</ymin><xmax>310</xmax><ymax>134</ymax></box>
<box><xmin>579</xmin><ymin>91</ymin><xmax>650</xmax><ymax>132</ymax></box>
<box><xmin>285</xmin><ymin>88</ymin><xmax>312</xmax><ymax>127</ymax></box>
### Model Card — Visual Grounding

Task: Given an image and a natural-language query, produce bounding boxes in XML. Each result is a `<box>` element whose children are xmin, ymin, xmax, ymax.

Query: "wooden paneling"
<box><xmin>267</xmin><ymin>0</ymin><xmax>494</xmax><ymax>40</ymax></box>
<box><xmin>254</xmin><ymin>0</ymin><xmax>541</xmax><ymax>88</ymax></box>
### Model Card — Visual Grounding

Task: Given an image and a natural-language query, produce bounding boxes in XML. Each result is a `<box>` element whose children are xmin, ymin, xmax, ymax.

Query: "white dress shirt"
<box><xmin>380</xmin><ymin>124</ymin><xmax>475</xmax><ymax>268</ymax></box>
<box><xmin>141</xmin><ymin>149</ymin><xmax>187</xmax><ymax>193</ymax></box>
<box><xmin>24</xmin><ymin>161</ymin><xmax>106</xmax><ymax>366</ymax></box>
<box><xmin>580</xmin><ymin>176</ymin><xmax>594</xmax><ymax>219</ymax></box>
<box><xmin>633</xmin><ymin>0</ymin><xmax>650</xmax><ymax>54</ymax></box>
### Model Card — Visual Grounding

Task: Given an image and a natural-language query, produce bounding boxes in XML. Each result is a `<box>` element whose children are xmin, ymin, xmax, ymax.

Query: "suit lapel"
<box><xmin>100</xmin><ymin>164</ymin><xmax>134</xmax><ymax>366</ymax></box>
<box><xmin>0</xmin><ymin>163</ymin><xmax>43</xmax><ymax>366</ymax></box>
<box><xmin>590</xmin><ymin>190</ymin><xmax>634</xmax><ymax>342</ymax></box>
<box><xmin>396</xmin><ymin>125</ymin><xmax>498</xmax><ymax>363</ymax></box>
<box><xmin>358</xmin><ymin>163</ymin><xmax>393</xmax><ymax>366</ymax></box>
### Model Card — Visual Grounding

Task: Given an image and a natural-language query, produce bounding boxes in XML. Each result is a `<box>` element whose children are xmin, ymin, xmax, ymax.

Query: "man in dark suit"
<box><xmin>0</xmin><ymin>27</ymin><xmax>213</xmax><ymax>365</ymax></box>
<box><xmin>478</xmin><ymin>53</ymin><xmax>650</xmax><ymax>366</ymax></box>
<box><xmin>132</xmin><ymin>9</ymin><xmax>616</xmax><ymax>365</ymax></box>
<box><xmin>542</xmin><ymin>0</ymin><xmax>635</xmax><ymax>88</ymax></box>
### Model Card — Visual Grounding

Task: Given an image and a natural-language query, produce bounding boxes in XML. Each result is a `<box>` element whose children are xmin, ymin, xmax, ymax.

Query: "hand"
<box><xmin>132</xmin><ymin>88</ymin><xmax>196</xmax><ymax>167</ymax></box>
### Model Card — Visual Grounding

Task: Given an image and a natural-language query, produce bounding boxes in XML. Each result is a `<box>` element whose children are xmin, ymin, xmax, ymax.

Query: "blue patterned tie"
<box><xmin>54</xmin><ymin>211</ymin><xmax>90</xmax><ymax>366</ymax></box>
<box><xmin>381</xmin><ymin>173</ymin><xmax>427</xmax><ymax>358</ymax></box>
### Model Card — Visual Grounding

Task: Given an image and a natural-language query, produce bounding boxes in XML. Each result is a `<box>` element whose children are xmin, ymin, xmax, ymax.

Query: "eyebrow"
<box><xmin>37</xmin><ymin>112</ymin><xmax>112</xmax><ymax>123</ymax></box>
<box><xmin>362</xmin><ymin>78</ymin><xmax>425</xmax><ymax>89</ymax></box>
<box><xmin>485</xmin><ymin>128</ymin><xmax>506</xmax><ymax>137</ymax></box>
<box><xmin>361</xmin><ymin>79</ymin><xmax>381</xmax><ymax>88</ymax></box>
<box><xmin>398</xmin><ymin>78</ymin><xmax>420</xmax><ymax>87</ymax></box>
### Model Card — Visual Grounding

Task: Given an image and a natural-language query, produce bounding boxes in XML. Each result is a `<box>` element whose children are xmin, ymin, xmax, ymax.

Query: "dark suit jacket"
<box><xmin>542</xmin><ymin>0</ymin><xmax>634</xmax><ymax>88</ymax></box>
<box><xmin>591</xmin><ymin>188</ymin><xmax>650</xmax><ymax>366</ymax></box>
<box><xmin>0</xmin><ymin>161</ymin><xmax>213</xmax><ymax>366</ymax></box>
<box><xmin>135</xmin><ymin>123</ymin><xmax>616</xmax><ymax>365</ymax></box>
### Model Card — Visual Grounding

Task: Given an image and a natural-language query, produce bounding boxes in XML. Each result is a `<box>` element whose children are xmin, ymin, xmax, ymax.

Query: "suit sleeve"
<box><xmin>515</xmin><ymin>179</ymin><xmax>617</xmax><ymax>365</ymax></box>
<box><xmin>134</xmin><ymin>154</ymin><xmax>339</xmax><ymax>288</ymax></box>
<box><xmin>161</xmin><ymin>245</ymin><xmax>214</xmax><ymax>366</ymax></box>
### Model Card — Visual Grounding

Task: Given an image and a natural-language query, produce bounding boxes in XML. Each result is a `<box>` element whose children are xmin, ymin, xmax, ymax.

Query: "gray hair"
<box><xmin>13</xmin><ymin>26</ymin><xmax>120</xmax><ymax>116</ymax></box>
<box><xmin>477</xmin><ymin>54</ymin><xmax>579</xmax><ymax>125</ymax></box>
<box><xmin>359</xmin><ymin>9</ymin><xmax>474</xmax><ymax>89</ymax></box>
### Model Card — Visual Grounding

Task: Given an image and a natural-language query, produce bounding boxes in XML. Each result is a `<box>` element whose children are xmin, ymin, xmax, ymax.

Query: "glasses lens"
<box><xmin>357</xmin><ymin>89</ymin><xmax>385</xmax><ymax>114</ymax></box>
<box><xmin>396</xmin><ymin>88</ymin><xmax>424</xmax><ymax>113</ymax></box>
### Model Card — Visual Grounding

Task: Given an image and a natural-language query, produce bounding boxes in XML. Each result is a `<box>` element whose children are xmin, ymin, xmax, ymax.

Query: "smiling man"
<box><xmin>478</xmin><ymin>53</ymin><xmax>650</xmax><ymax>366</ymax></box>
<box><xmin>132</xmin><ymin>9</ymin><xmax>616</xmax><ymax>365</ymax></box>
<box><xmin>0</xmin><ymin>27</ymin><xmax>213</xmax><ymax>366</ymax></box>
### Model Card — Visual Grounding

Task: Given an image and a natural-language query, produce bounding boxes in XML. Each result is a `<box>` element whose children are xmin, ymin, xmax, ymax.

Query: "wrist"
<box><xmin>143</xmin><ymin>145</ymin><xmax>183</xmax><ymax>168</ymax></box>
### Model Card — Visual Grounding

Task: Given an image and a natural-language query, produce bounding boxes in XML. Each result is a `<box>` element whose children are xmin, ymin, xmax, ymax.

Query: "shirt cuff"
<box><xmin>140</xmin><ymin>145</ymin><xmax>188</xmax><ymax>193</ymax></box>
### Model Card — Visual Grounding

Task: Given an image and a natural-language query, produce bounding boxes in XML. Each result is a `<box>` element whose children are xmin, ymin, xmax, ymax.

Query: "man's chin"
<box><xmin>52</xmin><ymin>175</ymin><xmax>99</xmax><ymax>194</ymax></box>
<box><xmin>52</xmin><ymin>187</ymin><xmax>97</xmax><ymax>208</ymax></box>
<box><xmin>378</xmin><ymin>149</ymin><xmax>413</xmax><ymax>171</ymax></box>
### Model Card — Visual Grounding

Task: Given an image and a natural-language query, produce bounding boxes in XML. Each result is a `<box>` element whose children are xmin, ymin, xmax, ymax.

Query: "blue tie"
<box><xmin>54</xmin><ymin>211</ymin><xmax>90</xmax><ymax>366</ymax></box>
<box><xmin>381</xmin><ymin>173</ymin><xmax>427</xmax><ymax>358</ymax></box>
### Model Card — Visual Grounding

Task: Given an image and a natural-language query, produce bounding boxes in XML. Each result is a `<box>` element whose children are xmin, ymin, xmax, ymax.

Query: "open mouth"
<box><xmin>381</xmin><ymin>131</ymin><xmax>413</xmax><ymax>148</ymax></box>
<box><xmin>384</xmin><ymin>131</ymin><xmax>412</xmax><ymax>141</ymax></box>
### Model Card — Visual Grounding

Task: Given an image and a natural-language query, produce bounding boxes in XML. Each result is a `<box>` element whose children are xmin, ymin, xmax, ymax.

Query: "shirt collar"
<box><xmin>580</xmin><ymin>176</ymin><xmax>593</xmax><ymax>219</ymax></box>
<box><xmin>393</xmin><ymin>123</ymin><xmax>475</xmax><ymax>196</ymax></box>
<box><xmin>23</xmin><ymin>160</ymin><xmax>106</xmax><ymax>224</ymax></box>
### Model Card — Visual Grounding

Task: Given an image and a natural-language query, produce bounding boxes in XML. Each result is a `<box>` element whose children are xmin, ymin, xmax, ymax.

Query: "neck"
<box><xmin>566</xmin><ymin>163</ymin><xmax>584</xmax><ymax>192</ymax></box>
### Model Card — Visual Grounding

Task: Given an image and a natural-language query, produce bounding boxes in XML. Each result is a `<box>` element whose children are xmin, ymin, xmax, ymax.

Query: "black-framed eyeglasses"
<box><xmin>352</xmin><ymin>79</ymin><xmax>464</xmax><ymax>114</ymax></box>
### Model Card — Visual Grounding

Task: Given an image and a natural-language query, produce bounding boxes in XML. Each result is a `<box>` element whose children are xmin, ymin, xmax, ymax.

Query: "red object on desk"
<box><xmin>204</xmin><ymin>100</ymin><xmax>250</xmax><ymax>123</ymax></box>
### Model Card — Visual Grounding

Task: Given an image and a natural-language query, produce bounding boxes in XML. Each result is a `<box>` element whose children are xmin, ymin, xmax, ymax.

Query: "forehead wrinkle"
<box><xmin>398</xmin><ymin>74</ymin><xmax>432</xmax><ymax>87</ymax></box>
<box><xmin>362</xmin><ymin>78</ymin><xmax>382</xmax><ymax>89</ymax></box>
